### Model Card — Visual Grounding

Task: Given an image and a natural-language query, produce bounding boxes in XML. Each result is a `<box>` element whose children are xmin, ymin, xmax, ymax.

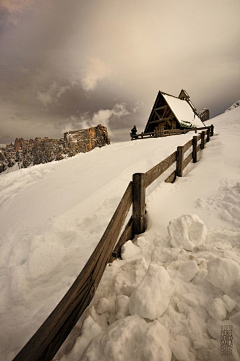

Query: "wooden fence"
<box><xmin>131</xmin><ymin>126</ymin><xmax>206</xmax><ymax>140</ymax></box>
<box><xmin>13</xmin><ymin>125</ymin><xmax>214</xmax><ymax>361</ymax></box>
<box><xmin>131</xmin><ymin>129</ymin><xmax>185</xmax><ymax>139</ymax></box>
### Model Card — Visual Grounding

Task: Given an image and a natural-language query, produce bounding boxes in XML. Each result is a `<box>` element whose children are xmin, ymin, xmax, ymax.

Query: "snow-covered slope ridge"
<box><xmin>1</xmin><ymin>107</ymin><xmax>240</xmax><ymax>361</ymax></box>
<box><xmin>225</xmin><ymin>100</ymin><xmax>240</xmax><ymax>112</ymax></box>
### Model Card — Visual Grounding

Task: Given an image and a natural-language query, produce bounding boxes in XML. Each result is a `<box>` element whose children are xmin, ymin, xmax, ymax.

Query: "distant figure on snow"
<box><xmin>131</xmin><ymin>125</ymin><xmax>137</xmax><ymax>135</ymax></box>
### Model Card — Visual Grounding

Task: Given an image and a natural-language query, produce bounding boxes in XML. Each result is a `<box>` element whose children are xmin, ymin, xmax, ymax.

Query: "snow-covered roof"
<box><xmin>162</xmin><ymin>93</ymin><xmax>204</xmax><ymax>128</ymax></box>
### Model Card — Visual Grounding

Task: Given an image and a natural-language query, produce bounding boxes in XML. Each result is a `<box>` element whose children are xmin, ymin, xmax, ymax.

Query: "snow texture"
<box><xmin>207</xmin><ymin>298</ymin><xmax>227</xmax><ymax>320</ymax></box>
<box><xmin>129</xmin><ymin>264</ymin><xmax>175</xmax><ymax>320</ymax></box>
<box><xmin>121</xmin><ymin>240</ymin><xmax>141</xmax><ymax>260</ymax></box>
<box><xmin>1</xmin><ymin>106</ymin><xmax>240</xmax><ymax>361</ymax></box>
<box><xmin>162</xmin><ymin>93</ymin><xmax>204</xmax><ymax>128</ymax></box>
<box><xmin>81</xmin><ymin>315</ymin><xmax>172</xmax><ymax>361</ymax></box>
<box><xmin>207</xmin><ymin>257</ymin><xmax>240</xmax><ymax>294</ymax></box>
<box><xmin>168</xmin><ymin>214</ymin><xmax>207</xmax><ymax>251</ymax></box>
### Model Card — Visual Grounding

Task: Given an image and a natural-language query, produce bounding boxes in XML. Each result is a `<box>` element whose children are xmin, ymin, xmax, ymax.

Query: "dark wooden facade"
<box><xmin>144</xmin><ymin>90</ymin><xmax>200</xmax><ymax>135</ymax></box>
<box><xmin>144</xmin><ymin>91</ymin><xmax>177</xmax><ymax>135</ymax></box>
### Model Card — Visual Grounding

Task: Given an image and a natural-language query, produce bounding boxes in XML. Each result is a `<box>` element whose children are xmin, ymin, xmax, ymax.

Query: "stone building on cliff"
<box><xmin>0</xmin><ymin>124</ymin><xmax>110</xmax><ymax>173</ymax></box>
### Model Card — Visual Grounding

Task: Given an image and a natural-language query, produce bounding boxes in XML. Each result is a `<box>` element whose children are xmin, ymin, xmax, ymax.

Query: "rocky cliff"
<box><xmin>0</xmin><ymin>124</ymin><xmax>110</xmax><ymax>173</ymax></box>
<box><xmin>198</xmin><ymin>108</ymin><xmax>210</xmax><ymax>122</ymax></box>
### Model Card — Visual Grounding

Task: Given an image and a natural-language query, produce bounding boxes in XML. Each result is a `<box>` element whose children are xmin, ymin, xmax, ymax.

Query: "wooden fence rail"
<box><xmin>131</xmin><ymin>125</ymin><xmax>213</xmax><ymax>140</ymax></box>
<box><xmin>13</xmin><ymin>125</ymin><xmax>214</xmax><ymax>361</ymax></box>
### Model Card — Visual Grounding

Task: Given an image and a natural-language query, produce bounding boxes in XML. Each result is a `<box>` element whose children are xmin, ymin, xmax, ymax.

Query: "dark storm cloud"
<box><xmin>0</xmin><ymin>0</ymin><xmax>240</xmax><ymax>144</ymax></box>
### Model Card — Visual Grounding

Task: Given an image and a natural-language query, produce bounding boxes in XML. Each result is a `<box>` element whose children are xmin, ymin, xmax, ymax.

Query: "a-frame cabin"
<box><xmin>144</xmin><ymin>89</ymin><xmax>204</xmax><ymax>135</ymax></box>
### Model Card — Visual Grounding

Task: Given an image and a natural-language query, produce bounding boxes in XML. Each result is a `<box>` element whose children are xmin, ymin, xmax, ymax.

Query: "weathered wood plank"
<box><xmin>207</xmin><ymin>127</ymin><xmax>210</xmax><ymax>142</ymax></box>
<box><xmin>165</xmin><ymin>170</ymin><xmax>176</xmax><ymax>183</ymax></box>
<box><xmin>149</xmin><ymin>115</ymin><xmax>175</xmax><ymax>125</ymax></box>
<box><xmin>154</xmin><ymin>109</ymin><xmax>161</xmax><ymax>120</ymax></box>
<box><xmin>145</xmin><ymin>151</ymin><xmax>177</xmax><ymax>188</ymax></box>
<box><xmin>200</xmin><ymin>131</ymin><xmax>205</xmax><ymax>150</ymax></box>
<box><xmin>183</xmin><ymin>152</ymin><xmax>193</xmax><ymax>169</ymax></box>
<box><xmin>14</xmin><ymin>182</ymin><xmax>133</xmax><ymax>361</ymax></box>
<box><xmin>193</xmin><ymin>136</ymin><xmax>198</xmax><ymax>163</ymax></box>
<box><xmin>161</xmin><ymin>115</ymin><xmax>175</xmax><ymax>121</ymax></box>
<box><xmin>183</xmin><ymin>139</ymin><xmax>193</xmax><ymax>152</ymax></box>
<box><xmin>144</xmin><ymin>132</ymin><xmax>154</xmax><ymax>136</ymax></box>
<box><xmin>164</xmin><ymin>131</ymin><xmax>184</xmax><ymax>136</ymax></box>
<box><xmin>210</xmin><ymin>124</ymin><xmax>214</xmax><ymax>136</ymax></box>
<box><xmin>132</xmin><ymin>173</ymin><xmax>146</xmax><ymax>234</ymax></box>
<box><xmin>194</xmin><ymin>126</ymin><xmax>210</xmax><ymax>131</ymax></box>
<box><xmin>176</xmin><ymin>146</ymin><xmax>184</xmax><ymax>177</ymax></box>
<box><xmin>91</xmin><ymin>181</ymin><xmax>133</xmax><ymax>280</ymax></box>
<box><xmin>154</xmin><ymin>105</ymin><xmax>168</xmax><ymax>111</ymax></box>
<box><xmin>131</xmin><ymin>132</ymin><xmax>154</xmax><ymax>140</ymax></box>
<box><xmin>167</xmin><ymin>129</ymin><xmax>183</xmax><ymax>134</ymax></box>
<box><xmin>110</xmin><ymin>217</ymin><xmax>134</xmax><ymax>261</ymax></box>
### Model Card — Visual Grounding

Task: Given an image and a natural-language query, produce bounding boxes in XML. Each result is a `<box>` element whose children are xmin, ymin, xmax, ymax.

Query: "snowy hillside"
<box><xmin>1</xmin><ymin>107</ymin><xmax>240</xmax><ymax>360</ymax></box>
<box><xmin>225</xmin><ymin>100</ymin><xmax>240</xmax><ymax>112</ymax></box>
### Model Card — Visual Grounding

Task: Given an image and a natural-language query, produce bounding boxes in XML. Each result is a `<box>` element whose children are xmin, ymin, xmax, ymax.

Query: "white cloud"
<box><xmin>80</xmin><ymin>57</ymin><xmax>111</xmax><ymax>92</ymax></box>
<box><xmin>91</xmin><ymin>103</ymin><xmax>129</xmax><ymax>128</ymax></box>
<box><xmin>37</xmin><ymin>82</ymin><xmax>70</xmax><ymax>107</ymax></box>
<box><xmin>64</xmin><ymin>103</ymin><xmax>129</xmax><ymax>136</ymax></box>
<box><xmin>133</xmin><ymin>100</ymin><xmax>144</xmax><ymax>113</ymax></box>
<box><xmin>61</xmin><ymin>113</ymin><xmax>90</xmax><ymax>134</ymax></box>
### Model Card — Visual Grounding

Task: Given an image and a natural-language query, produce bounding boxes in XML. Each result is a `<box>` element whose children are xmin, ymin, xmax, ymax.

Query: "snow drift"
<box><xmin>1</xmin><ymin>107</ymin><xmax>240</xmax><ymax>360</ymax></box>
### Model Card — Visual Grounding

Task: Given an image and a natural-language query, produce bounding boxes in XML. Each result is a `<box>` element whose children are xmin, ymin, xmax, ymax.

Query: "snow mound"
<box><xmin>115</xmin><ymin>295</ymin><xmax>130</xmax><ymax>320</ymax></box>
<box><xmin>207</xmin><ymin>257</ymin><xmax>240</xmax><ymax>294</ymax></box>
<box><xmin>81</xmin><ymin>315</ymin><xmax>172</xmax><ymax>361</ymax></box>
<box><xmin>207</xmin><ymin>298</ymin><xmax>226</xmax><ymax>320</ymax></box>
<box><xmin>114</xmin><ymin>258</ymin><xmax>148</xmax><ymax>296</ymax></box>
<box><xmin>177</xmin><ymin>260</ymin><xmax>199</xmax><ymax>282</ymax></box>
<box><xmin>121</xmin><ymin>240</ymin><xmax>141</xmax><ymax>260</ymax></box>
<box><xmin>170</xmin><ymin>335</ymin><xmax>196</xmax><ymax>361</ymax></box>
<box><xmin>225</xmin><ymin>100</ymin><xmax>240</xmax><ymax>112</ymax></box>
<box><xmin>168</xmin><ymin>214</ymin><xmax>207</xmax><ymax>251</ymax></box>
<box><xmin>129</xmin><ymin>264</ymin><xmax>175</xmax><ymax>320</ymax></box>
<box><xmin>59</xmin><ymin>315</ymin><xmax>102</xmax><ymax>361</ymax></box>
<box><xmin>96</xmin><ymin>297</ymin><xmax>115</xmax><ymax>315</ymax></box>
<box><xmin>222</xmin><ymin>294</ymin><xmax>237</xmax><ymax>313</ymax></box>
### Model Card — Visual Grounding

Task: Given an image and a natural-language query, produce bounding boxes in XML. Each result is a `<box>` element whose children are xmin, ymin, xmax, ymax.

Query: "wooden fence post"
<box><xmin>210</xmin><ymin>125</ymin><xmax>214</xmax><ymax>136</ymax></box>
<box><xmin>200</xmin><ymin>131</ymin><xmax>205</xmax><ymax>150</ymax></box>
<box><xmin>132</xmin><ymin>173</ymin><xmax>146</xmax><ymax>234</ymax></box>
<box><xmin>193</xmin><ymin>136</ymin><xmax>198</xmax><ymax>163</ymax></box>
<box><xmin>176</xmin><ymin>146</ymin><xmax>184</xmax><ymax>177</ymax></box>
<box><xmin>207</xmin><ymin>127</ymin><xmax>210</xmax><ymax>142</ymax></box>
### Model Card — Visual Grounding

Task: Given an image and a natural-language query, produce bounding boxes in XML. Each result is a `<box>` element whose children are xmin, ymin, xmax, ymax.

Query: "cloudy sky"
<box><xmin>0</xmin><ymin>0</ymin><xmax>239</xmax><ymax>144</ymax></box>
